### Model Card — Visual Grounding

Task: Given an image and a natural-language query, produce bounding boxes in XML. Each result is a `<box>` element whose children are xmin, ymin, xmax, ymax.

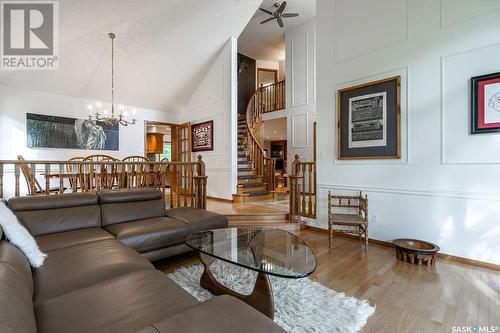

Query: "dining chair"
<box><xmin>79</xmin><ymin>155</ymin><xmax>119</xmax><ymax>191</ymax></box>
<box><xmin>66</xmin><ymin>156</ymin><xmax>84</xmax><ymax>190</ymax></box>
<box><xmin>327</xmin><ymin>191</ymin><xmax>369</xmax><ymax>252</ymax></box>
<box><xmin>122</xmin><ymin>156</ymin><xmax>150</xmax><ymax>188</ymax></box>
<box><xmin>17</xmin><ymin>155</ymin><xmax>62</xmax><ymax>195</ymax></box>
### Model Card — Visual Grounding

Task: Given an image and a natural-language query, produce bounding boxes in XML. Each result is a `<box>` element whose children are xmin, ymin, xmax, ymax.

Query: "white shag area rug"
<box><xmin>168</xmin><ymin>260</ymin><xmax>375</xmax><ymax>333</ymax></box>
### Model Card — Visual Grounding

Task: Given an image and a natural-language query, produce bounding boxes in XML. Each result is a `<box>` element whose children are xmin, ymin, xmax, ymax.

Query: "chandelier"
<box><xmin>87</xmin><ymin>33</ymin><xmax>136</xmax><ymax>126</ymax></box>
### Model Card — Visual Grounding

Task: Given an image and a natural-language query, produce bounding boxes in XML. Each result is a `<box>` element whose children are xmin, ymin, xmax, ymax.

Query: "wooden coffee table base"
<box><xmin>199</xmin><ymin>253</ymin><xmax>275</xmax><ymax>319</ymax></box>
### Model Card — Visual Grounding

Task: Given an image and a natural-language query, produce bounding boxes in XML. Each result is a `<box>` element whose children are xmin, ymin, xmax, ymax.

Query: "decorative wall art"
<box><xmin>26</xmin><ymin>113</ymin><xmax>119</xmax><ymax>150</ymax></box>
<box><xmin>337</xmin><ymin>76</ymin><xmax>400</xmax><ymax>159</ymax></box>
<box><xmin>471</xmin><ymin>71</ymin><xmax>500</xmax><ymax>134</ymax></box>
<box><xmin>191</xmin><ymin>120</ymin><xmax>214</xmax><ymax>152</ymax></box>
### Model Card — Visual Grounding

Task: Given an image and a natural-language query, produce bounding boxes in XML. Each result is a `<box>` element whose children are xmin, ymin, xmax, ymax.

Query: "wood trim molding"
<box><xmin>305</xmin><ymin>225</ymin><xmax>500</xmax><ymax>271</ymax></box>
<box><xmin>207</xmin><ymin>196</ymin><xmax>233</xmax><ymax>203</ymax></box>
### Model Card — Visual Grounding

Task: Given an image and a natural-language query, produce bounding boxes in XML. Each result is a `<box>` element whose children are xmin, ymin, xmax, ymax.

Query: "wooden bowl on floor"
<box><xmin>392</xmin><ymin>238</ymin><xmax>440</xmax><ymax>266</ymax></box>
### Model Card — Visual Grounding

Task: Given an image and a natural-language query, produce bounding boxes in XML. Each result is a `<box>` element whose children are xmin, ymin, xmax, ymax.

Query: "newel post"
<box><xmin>196</xmin><ymin>155</ymin><xmax>207</xmax><ymax>209</ymax></box>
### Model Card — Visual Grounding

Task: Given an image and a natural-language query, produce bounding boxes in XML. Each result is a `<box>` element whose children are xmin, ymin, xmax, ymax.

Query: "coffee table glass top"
<box><xmin>185</xmin><ymin>227</ymin><xmax>316</xmax><ymax>278</ymax></box>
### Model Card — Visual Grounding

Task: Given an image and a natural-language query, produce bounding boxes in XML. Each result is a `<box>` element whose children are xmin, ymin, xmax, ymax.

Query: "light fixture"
<box><xmin>88</xmin><ymin>33</ymin><xmax>136</xmax><ymax>127</ymax></box>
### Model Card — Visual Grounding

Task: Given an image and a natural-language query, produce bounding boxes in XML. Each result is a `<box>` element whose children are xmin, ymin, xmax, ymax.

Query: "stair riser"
<box><xmin>238</xmin><ymin>163</ymin><xmax>252</xmax><ymax>168</ymax></box>
<box><xmin>238</xmin><ymin>178</ymin><xmax>262</xmax><ymax>184</ymax></box>
<box><xmin>237</xmin><ymin>185</ymin><xmax>267</xmax><ymax>194</ymax></box>
<box><xmin>228</xmin><ymin>222</ymin><xmax>304</xmax><ymax>232</ymax></box>
<box><xmin>232</xmin><ymin>192</ymin><xmax>274</xmax><ymax>203</ymax></box>
<box><xmin>238</xmin><ymin>157</ymin><xmax>249</xmax><ymax>162</ymax></box>
<box><xmin>238</xmin><ymin>171</ymin><xmax>256</xmax><ymax>176</ymax></box>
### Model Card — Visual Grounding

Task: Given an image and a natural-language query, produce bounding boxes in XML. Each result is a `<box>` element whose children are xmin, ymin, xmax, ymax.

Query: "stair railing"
<box><xmin>260</xmin><ymin>80</ymin><xmax>285</xmax><ymax>113</ymax></box>
<box><xmin>245</xmin><ymin>90</ymin><xmax>276</xmax><ymax>191</ymax></box>
<box><xmin>289</xmin><ymin>155</ymin><xmax>316</xmax><ymax>221</ymax></box>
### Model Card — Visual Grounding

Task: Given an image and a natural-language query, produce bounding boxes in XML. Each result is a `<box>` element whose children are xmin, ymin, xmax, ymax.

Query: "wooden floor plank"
<box><xmin>155</xmin><ymin>229</ymin><xmax>500</xmax><ymax>332</ymax></box>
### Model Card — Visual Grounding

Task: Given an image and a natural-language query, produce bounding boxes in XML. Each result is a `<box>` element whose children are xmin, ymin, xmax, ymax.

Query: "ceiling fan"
<box><xmin>259</xmin><ymin>1</ymin><xmax>299</xmax><ymax>28</ymax></box>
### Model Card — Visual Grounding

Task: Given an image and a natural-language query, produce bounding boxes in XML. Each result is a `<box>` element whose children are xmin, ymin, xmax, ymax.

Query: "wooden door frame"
<box><xmin>143</xmin><ymin>120</ymin><xmax>178</xmax><ymax>157</ymax></box>
<box><xmin>257</xmin><ymin>68</ymin><xmax>278</xmax><ymax>87</ymax></box>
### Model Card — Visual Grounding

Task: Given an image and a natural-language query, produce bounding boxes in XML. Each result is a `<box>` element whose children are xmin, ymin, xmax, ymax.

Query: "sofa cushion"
<box><xmin>105</xmin><ymin>217</ymin><xmax>189</xmax><ymax>253</ymax></box>
<box><xmin>0</xmin><ymin>265</ymin><xmax>37</xmax><ymax>333</ymax></box>
<box><xmin>9</xmin><ymin>193</ymin><xmax>101</xmax><ymax>236</ymax></box>
<box><xmin>98</xmin><ymin>189</ymin><xmax>165</xmax><ymax>227</ymax></box>
<box><xmin>33</xmin><ymin>239</ymin><xmax>154</xmax><ymax>304</ymax></box>
<box><xmin>165</xmin><ymin>207</ymin><xmax>228</xmax><ymax>234</ymax></box>
<box><xmin>143</xmin><ymin>295</ymin><xmax>285</xmax><ymax>333</ymax></box>
<box><xmin>35</xmin><ymin>228</ymin><xmax>114</xmax><ymax>252</ymax></box>
<box><xmin>35</xmin><ymin>270</ymin><xmax>198</xmax><ymax>333</ymax></box>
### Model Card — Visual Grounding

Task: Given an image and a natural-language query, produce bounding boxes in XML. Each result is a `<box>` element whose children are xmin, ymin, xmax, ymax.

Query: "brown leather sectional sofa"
<box><xmin>0</xmin><ymin>188</ymin><xmax>284</xmax><ymax>333</ymax></box>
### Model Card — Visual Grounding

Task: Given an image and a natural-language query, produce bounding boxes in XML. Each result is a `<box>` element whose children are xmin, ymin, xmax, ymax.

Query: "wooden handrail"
<box><xmin>0</xmin><ymin>156</ymin><xmax>207</xmax><ymax>209</ymax></box>
<box><xmin>245</xmin><ymin>90</ymin><xmax>277</xmax><ymax>191</ymax></box>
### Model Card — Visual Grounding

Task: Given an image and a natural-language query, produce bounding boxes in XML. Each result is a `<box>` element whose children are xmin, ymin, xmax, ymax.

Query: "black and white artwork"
<box><xmin>348</xmin><ymin>92</ymin><xmax>387</xmax><ymax>148</ymax></box>
<box><xmin>26</xmin><ymin>113</ymin><xmax>119</xmax><ymax>150</ymax></box>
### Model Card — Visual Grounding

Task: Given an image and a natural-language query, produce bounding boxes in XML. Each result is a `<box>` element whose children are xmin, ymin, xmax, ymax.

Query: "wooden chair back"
<box><xmin>79</xmin><ymin>155</ymin><xmax>119</xmax><ymax>191</ymax></box>
<box><xmin>122</xmin><ymin>156</ymin><xmax>149</xmax><ymax>162</ymax></box>
<box><xmin>66</xmin><ymin>157</ymin><xmax>84</xmax><ymax>190</ymax></box>
<box><xmin>17</xmin><ymin>155</ymin><xmax>42</xmax><ymax>195</ymax></box>
<box><xmin>328</xmin><ymin>191</ymin><xmax>368</xmax><ymax>222</ymax></box>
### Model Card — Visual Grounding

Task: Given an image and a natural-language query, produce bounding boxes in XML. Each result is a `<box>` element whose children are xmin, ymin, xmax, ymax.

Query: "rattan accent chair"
<box><xmin>327</xmin><ymin>191</ymin><xmax>368</xmax><ymax>251</ymax></box>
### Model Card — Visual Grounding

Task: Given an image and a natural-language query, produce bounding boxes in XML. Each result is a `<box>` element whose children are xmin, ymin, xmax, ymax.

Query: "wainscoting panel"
<box><xmin>334</xmin><ymin>0</ymin><xmax>408</xmax><ymax>62</ymax></box>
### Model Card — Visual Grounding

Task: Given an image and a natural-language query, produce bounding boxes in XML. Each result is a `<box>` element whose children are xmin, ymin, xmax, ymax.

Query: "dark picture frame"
<box><xmin>26</xmin><ymin>113</ymin><xmax>119</xmax><ymax>150</ymax></box>
<box><xmin>336</xmin><ymin>76</ymin><xmax>401</xmax><ymax>160</ymax></box>
<box><xmin>191</xmin><ymin>120</ymin><xmax>214</xmax><ymax>152</ymax></box>
<box><xmin>471</xmin><ymin>71</ymin><xmax>500</xmax><ymax>134</ymax></box>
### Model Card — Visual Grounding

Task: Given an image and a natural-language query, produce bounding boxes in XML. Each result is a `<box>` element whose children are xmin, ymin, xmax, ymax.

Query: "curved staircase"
<box><xmin>234</xmin><ymin>114</ymin><xmax>274</xmax><ymax>202</ymax></box>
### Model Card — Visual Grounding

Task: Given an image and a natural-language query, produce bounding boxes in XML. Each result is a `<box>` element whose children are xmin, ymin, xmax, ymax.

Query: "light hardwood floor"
<box><xmin>156</xmin><ymin>229</ymin><xmax>500</xmax><ymax>333</ymax></box>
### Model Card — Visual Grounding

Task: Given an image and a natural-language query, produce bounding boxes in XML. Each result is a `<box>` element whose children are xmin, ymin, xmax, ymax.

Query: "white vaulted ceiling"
<box><xmin>0</xmin><ymin>0</ymin><xmax>261</xmax><ymax>112</ymax></box>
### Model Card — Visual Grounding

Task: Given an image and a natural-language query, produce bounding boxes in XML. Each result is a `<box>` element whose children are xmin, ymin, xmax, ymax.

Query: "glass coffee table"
<box><xmin>185</xmin><ymin>227</ymin><xmax>317</xmax><ymax>319</ymax></box>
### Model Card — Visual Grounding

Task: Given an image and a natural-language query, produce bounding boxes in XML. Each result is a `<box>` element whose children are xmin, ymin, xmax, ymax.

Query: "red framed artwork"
<box><xmin>191</xmin><ymin>120</ymin><xmax>214</xmax><ymax>151</ymax></box>
<box><xmin>471</xmin><ymin>71</ymin><xmax>500</xmax><ymax>134</ymax></box>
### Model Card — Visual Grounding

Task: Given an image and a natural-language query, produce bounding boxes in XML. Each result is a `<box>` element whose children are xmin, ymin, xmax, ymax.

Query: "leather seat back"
<box><xmin>98</xmin><ymin>189</ymin><xmax>165</xmax><ymax>227</ymax></box>
<box><xmin>8</xmin><ymin>193</ymin><xmax>100</xmax><ymax>236</ymax></box>
<box><xmin>0</xmin><ymin>240</ymin><xmax>37</xmax><ymax>333</ymax></box>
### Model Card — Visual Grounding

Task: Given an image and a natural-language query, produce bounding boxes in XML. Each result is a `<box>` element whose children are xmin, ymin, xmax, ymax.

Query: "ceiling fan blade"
<box><xmin>260</xmin><ymin>17</ymin><xmax>275</xmax><ymax>24</ymax></box>
<box><xmin>259</xmin><ymin>8</ymin><xmax>273</xmax><ymax>15</ymax></box>
<box><xmin>277</xmin><ymin>1</ymin><xmax>287</xmax><ymax>14</ymax></box>
<box><xmin>277</xmin><ymin>17</ymin><xmax>284</xmax><ymax>28</ymax></box>
<box><xmin>282</xmin><ymin>13</ymin><xmax>299</xmax><ymax>18</ymax></box>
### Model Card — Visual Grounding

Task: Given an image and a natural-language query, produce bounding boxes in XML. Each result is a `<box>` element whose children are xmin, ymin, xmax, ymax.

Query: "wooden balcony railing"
<box><xmin>259</xmin><ymin>80</ymin><xmax>285</xmax><ymax>113</ymax></box>
<box><xmin>0</xmin><ymin>156</ymin><xmax>207</xmax><ymax>209</ymax></box>
<box><xmin>289</xmin><ymin>155</ymin><xmax>316</xmax><ymax>220</ymax></box>
<box><xmin>246</xmin><ymin>90</ymin><xmax>277</xmax><ymax>191</ymax></box>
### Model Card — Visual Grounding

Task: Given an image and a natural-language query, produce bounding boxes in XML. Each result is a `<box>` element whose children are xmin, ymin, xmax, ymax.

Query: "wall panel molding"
<box><xmin>318</xmin><ymin>183</ymin><xmax>500</xmax><ymax>202</ymax></box>
<box><xmin>291</xmin><ymin>112</ymin><xmax>309</xmax><ymax>148</ymax></box>
<box><xmin>441</xmin><ymin>43</ymin><xmax>500</xmax><ymax>165</ymax></box>
<box><xmin>440</xmin><ymin>0</ymin><xmax>500</xmax><ymax>29</ymax></box>
<box><xmin>334</xmin><ymin>0</ymin><xmax>409</xmax><ymax>63</ymax></box>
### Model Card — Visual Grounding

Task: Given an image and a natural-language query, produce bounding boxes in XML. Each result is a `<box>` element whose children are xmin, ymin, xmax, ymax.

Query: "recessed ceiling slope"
<box><xmin>238</xmin><ymin>0</ymin><xmax>315</xmax><ymax>62</ymax></box>
<box><xmin>0</xmin><ymin>0</ymin><xmax>262</xmax><ymax>112</ymax></box>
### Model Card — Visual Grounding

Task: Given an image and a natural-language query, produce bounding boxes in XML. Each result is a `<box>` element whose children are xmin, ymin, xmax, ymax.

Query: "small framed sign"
<box><xmin>337</xmin><ymin>76</ymin><xmax>401</xmax><ymax>159</ymax></box>
<box><xmin>471</xmin><ymin>71</ymin><xmax>500</xmax><ymax>134</ymax></box>
<box><xmin>191</xmin><ymin>120</ymin><xmax>214</xmax><ymax>152</ymax></box>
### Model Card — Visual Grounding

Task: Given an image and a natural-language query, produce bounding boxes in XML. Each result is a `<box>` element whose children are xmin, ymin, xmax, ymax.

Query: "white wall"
<box><xmin>179</xmin><ymin>38</ymin><xmax>237</xmax><ymax>200</ymax></box>
<box><xmin>316</xmin><ymin>0</ymin><xmax>500</xmax><ymax>265</ymax></box>
<box><xmin>0</xmin><ymin>85</ymin><xmax>178</xmax><ymax>161</ymax></box>
<box><xmin>0</xmin><ymin>84</ymin><xmax>178</xmax><ymax>198</ymax></box>
<box><xmin>263</xmin><ymin>19</ymin><xmax>316</xmax><ymax>171</ymax></box>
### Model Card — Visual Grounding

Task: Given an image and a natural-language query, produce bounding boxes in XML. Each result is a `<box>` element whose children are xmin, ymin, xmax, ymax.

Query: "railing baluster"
<box><xmin>30</xmin><ymin>163</ymin><xmax>36</xmax><ymax>196</ymax></box>
<box><xmin>45</xmin><ymin>164</ymin><xmax>50</xmax><ymax>195</ymax></box>
<box><xmin>14</xmin><ymin>164</ymin><xmax>20</xmax><ymax>197</ymax></box>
